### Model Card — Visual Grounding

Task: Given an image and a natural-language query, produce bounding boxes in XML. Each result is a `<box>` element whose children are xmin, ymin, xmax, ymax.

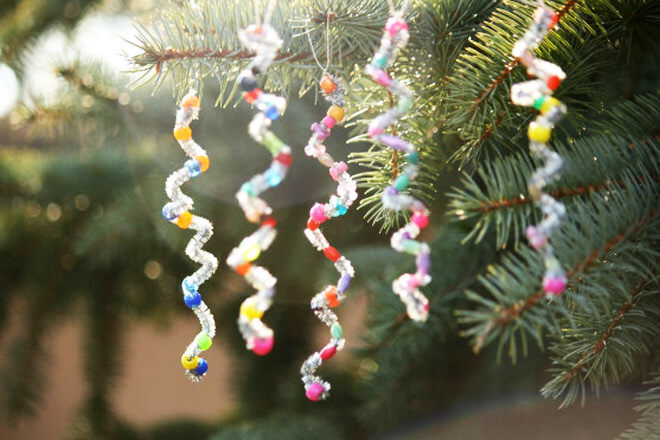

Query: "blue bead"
<box><xmin>337</xmin><ymin>274</ymin><xmax>351</xmax><ymax>293</ymax></box>
<box><xmin>264</xmin><ymin>168</ymin><xmax>283</xmax><ymax>187</ymax></box>
<box><xmin>241</xmin><ymin>182</ymin><xmax>255</xmax><ymax>196</ymax></box>
<box><xmin>185</xmin><ymin>158</ymin><xmax>201</xmax><ymax>177</ymax></box>
<box><xmin>265</xmin><ymin>105</ymin><xmax>280</xmax><ymax>121</ymax></box>
<box><xmin>162</xmin><ymin>204</ymin><xmax>177</xmax><ymax>221</ymax></box>
<box><xmin>182</xmin><ymin>277</ymin><xmax>197</xmax><ymax>293</ymax></box>
<box><xmin>183</xmin><ymin>291</ymin><xmax>202</xmax><ymax>308</ymax></box>
<box><xmin>335</xmin><ymin>204</ymin><xmax>347</xmax><ymax>216</ymax></box>
<box><xmin>194</xmin><ymin>358</ymin><xmax>208</xmax><ymax>375</ymax></box>
<box><xmin>407</xmin><ymin>151</ymin><xmax>419</xmax><ymax>164</ymax></box>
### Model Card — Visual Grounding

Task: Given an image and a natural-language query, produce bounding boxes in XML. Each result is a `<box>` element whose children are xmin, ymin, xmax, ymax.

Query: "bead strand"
<box><xmin>300</xmin><ymin>75</ymin><xmax>358</xmax><ymax>402</ymax></box>
<box><xmin>162</xmin><ymin>91</ymin><xmax>218</xmax><ymax>382</ymax></box>
<box><xmin>510</xmin><ymin>1</ymin><xmax>568</xmax><ymax>296</ymax></box>
<box><xmin>225</xmin><ymin>24</ymin><xmax>291</xmax><ymax>355</ymax></box>
<box><xmin>364</xmin><ymin>12</ymin><xmax>430</xmax><ymax>322</ymax></box>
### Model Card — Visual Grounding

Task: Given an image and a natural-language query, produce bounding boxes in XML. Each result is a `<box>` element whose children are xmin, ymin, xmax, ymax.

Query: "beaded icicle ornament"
<box><xmin>225</xmin><ymin>23</ymin><xmax>292</xmax><ymax>355</ymax></box>
<box><xmin>162</xmin><ymin>91</ymin><xmax>218</xmax><ymax>381</ymax></box>
<box><xmin>510</xmin><ymin>1</ymin><xmax>568</xmax><ymax>296</ymax></box>
<box><xmin>300</xmin><ymin>74</ymin><xmax>358</xmax><ymax>402</ymax></box>
<box><xmin>364</xmin><ymin>9</ymin><xmax>430</xmax><ymax>322</ymax></box>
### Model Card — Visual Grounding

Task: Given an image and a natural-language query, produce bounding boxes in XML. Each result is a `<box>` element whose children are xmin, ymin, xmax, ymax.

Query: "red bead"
<box><xmin>307</xmin><ymin>219</ymin><xmax>319</xmax><ymax>231</ymax></box>
<box><xmin>320</xmin><ymin>345</ymin><xmax>337</xmax><ymax>360</ymax></box>
<box><xmin>244</xmin><ymin>88</ymin><xmax>262</xmax><ymax>104</ymax></box>
<box><xmin>324</xmin><ymin>286</ymin><xmax>339</xmax><ymax>308</ymax></box>
<box><xmin>323</xmin><ymin>246</ymin><xmax>341</xmax><ymax>262</ymax></box>
<box><xmin>261</xmin><ymin>215</ymin><xmax>277</xmax><ymax>228</ymax></box>
<box><xmin>549</xmin><ymin>12</ymin><xmax>559</xmax><ymax>29</ymax></box>
<box><xmin>275</xmin><ymin>152</ymin><xmax>292</xmax><ymax>166</ymax></box>
<box><xmin>546</xmin><ymin>75</ymin><xmax>561</xmax><ymax>91</ymax></box>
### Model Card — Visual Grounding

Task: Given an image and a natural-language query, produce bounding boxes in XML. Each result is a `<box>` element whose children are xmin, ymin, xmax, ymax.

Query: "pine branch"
<box><xmin>618</xmin><ymin>369</ymin><xmax>660</xmax><ymax>440</ymax></box>
<box><xmin>449</xmin><ymin>93</ymin><xmax>660</xmax><ymax>247</ymax></box>
<box><xmin>456</xmin><ymin>183</ymin><xmax>659</xmax><ymax>360</ymax></box>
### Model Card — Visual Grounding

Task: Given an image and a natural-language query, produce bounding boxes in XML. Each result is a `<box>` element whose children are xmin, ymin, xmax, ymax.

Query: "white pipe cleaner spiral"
<box><xmin>299</xmin><ymin>75</ymin><xmax>358</xmax><ymax>402</ymax></box>
<box><xmin>510</xmin><ymin>1</ymin><xmax>568</xmax><ymax>296</ymax></box>
<box><xmin>225</xmin><ymin>23</ymin><xmax>292</xmax><ymax>356</ymax></box>
<box><xmin>364</xmin><ymin>10</ymin><xmax>431</xmax><ymax>322</ymax></box>
<box><xmin>162</xmin><ymin>91</ymin><xmax>218</xmax><ymax>382</ymax></box>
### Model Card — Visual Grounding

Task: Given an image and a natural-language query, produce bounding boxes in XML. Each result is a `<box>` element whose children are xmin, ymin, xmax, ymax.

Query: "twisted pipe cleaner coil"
<box><xmin>225</xmin><ymin>23</ymin><xmax>292</xmax><ymax>356</ymax></box>
<box><xmin>300</xmin><ymin>75</ymin><xmax>358</xmax><ymax>402</ymax></box>
<box><xmin>162</xmin><ymin>91</ymin><xmax>218</xmax><ymax>382</ymax></box>
<box><xmin>510</xmin><ymin>1</ymin><xmax>568</xmax><ymax>297</ymax></box>
<box><xmin>364</xmin><ymin>11</ymin><xmax>430</xmax><ymax>322</ymax></box>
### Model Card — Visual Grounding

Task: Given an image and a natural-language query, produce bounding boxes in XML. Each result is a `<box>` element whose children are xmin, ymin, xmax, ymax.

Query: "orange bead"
<box><xmin>324</xmin><ymin>287</ymin><xmax>339</xmax><ymax>308</ymax></box>
<box><xmin>327</xmin><ymin>105</ymin><xmax>345</xmax><ymax>122</ymax></box>
<box><xmin>195</xmin><ymin>155</ymin><xmax>210</xmax><ymax>173</ymax></box>
<box><xmin>176</xmin><ymin>211</ymin><xmax>193</xmax><ymax>229</ymax></box>
<box><xmin>235</xmin><ymin>262</ymin><xmax>252</xmax><ymax>276</ymax></box>
<box><xmin>173</xmin><ymin>126</ymin><xmax>192</xmax><ymax>141</ymax></box>
<box><xmin>182</xmin><ymin>95</ymin><xmax>200</xmax><ymax>109</ymax></box>
<box><xmin>320</xmin><ymin>75</ymin><xmax>337</xmax><ymax>94</ymax></box>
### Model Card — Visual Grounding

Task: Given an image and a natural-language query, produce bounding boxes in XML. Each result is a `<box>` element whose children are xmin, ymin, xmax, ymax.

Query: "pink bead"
<box><xmin>252</xmin><ymin>336</ymin><xmax>274</xmax><ymax>356</ymax></box>
<box><xmin>526</xmin><ymin>225</ymin><xmax>546</xmax><ymax>250</ymax></box>
<box><xmin>407</xmin><ymin>275</ymin><xmax>420</xmax><ymax>289</ymax></box>
<box><xmin>543</xmin><ymin>276</ymin><xmax>567</xmax><ymax>295</ymax></box>
<box><xmin>367</xmin><ymin>121</ymin><xmax>384</xmax><ymax>138</ymax></box>
<box><xmin>385</xmin><ymin>17</ymin><xmax>408</xmax><ymax>36</ymax></box>
<box><xmin>306</xmin><ymin>382</ymin><xmax>325</xmax><ymax>401</ymax></box>
<box><xmin>373</xmin><ymin>69</ymin><xmax>392</xmax><ymax>87</ymax></box>
<box><xmin>411</xmin><ymin>212</ymin><xmax>429</xmax><ymax>229</ymax></box>
<box><xmin>320</xmin><ymin>345</ymin><xmax>337</xmax><ymax>360</ymax></box>
<box><xmin>423</xmin><ymin>303</ymin><xmax>430</xmax><ymax>312</ymax></box>
<box><xmin>322</xmin><ymin>116</ymin><xmax>336</xmax><ymax>129</ymax></box>
<box><xmin>329</xmin><ymin>161</ymin><xmax>348</xmax><ymax>181</ymax></box>
<box><xmin>310</xmin><ymin>203</ymin><xmax>328</xmax><ymax>223</ymax></box>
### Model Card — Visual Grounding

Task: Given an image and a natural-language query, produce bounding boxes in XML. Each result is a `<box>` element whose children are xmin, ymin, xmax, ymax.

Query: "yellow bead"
<box><xmin>528</xmin><ymin>122</ymin><xmax>552</xmax><ymax>143</ymax></box>
<box><xmin>196</xmin><ymin>155</ymin><xmax>210</xmax><ymax>173</ymax></box>
<box><xmin>540</xmin><ymin>97</ymin><xmax>561</xmax><ymax>115</ymax></box>
<box><xmin>176</xmin><ymin>211</ymin><xmax>193</xmax><ymax>229</ymax></box>
<box><xmin>240</xmin><ymin>298</ymin><xmax>264</xmax><ymax>320</ymax></box>
<box><xmin>242</xmin><ymin>241</ymin><xmax>261</xmax><ymax>262</ymax></box>
<box><xmin>181</xmin><ymin>354</ymin><xmax>199</xmax><ymax>370</ymax></box>
<box><xmin>327</xmin><ymin>105</ymin><xmax>345</xmax><ymax>122</ymax></box>
<box><xmin>173</xmin><ymin>126</ymin><xmax>192</xmax><ymax>141</ymax></box>
<box><xmin>182</xmin><ymin>95</ymin><xmax>200</xmax><ymax>109</ymax></box>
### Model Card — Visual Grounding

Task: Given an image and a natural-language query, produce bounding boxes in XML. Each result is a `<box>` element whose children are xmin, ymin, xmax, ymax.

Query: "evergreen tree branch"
<box><xmin>617</xmin><ymin>369</ymin><xmax>660</xmax><ymax>440</ymax></box>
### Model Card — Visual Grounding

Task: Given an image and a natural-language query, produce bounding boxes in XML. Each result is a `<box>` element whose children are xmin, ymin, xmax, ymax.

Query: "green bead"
<box><xmin>196</xmin><ymin>333</ymin><xmax>213</xmax><ymax>350</ymax></box>
<box><xmin>262</xmin><ymin>132</ymin><xmax>284</xmax><ymax>155</ymax></box>
<box><xmin>394</xmin><ymin>174</ymin><xmax>409</xmax><ymax>191</ymax></box>
<box><xmin>533</xmin><ymin>96</ymin><xmax>546</xmax><ymax>111</ymax></box>
<box><xmin>398</xmin><ymin>97</ymin><xmax>413</xmax><ymax>113</ymax></box>
<box><xmin>372</xmin><ymin>54</ymin><xmax>388</xmax><ymax>68</ymax></box>
<box><xmin>330</xmin><ymin>323</ymin><xmax>343</xmax><ymax>339</ymax></box>
<box><xmin>406</xmin><ymin>151</ymin><xmax>419</xmax><ymax>164</ymax></box>
<box><xmin>241</xmin><ymin>182</ymin><xmax>255</xmax><ymax>196</ymax></box>
<box><xmin>403</xmin><ymin>240</ymin><xmax>421</xmax><ymax>255</ymax></box>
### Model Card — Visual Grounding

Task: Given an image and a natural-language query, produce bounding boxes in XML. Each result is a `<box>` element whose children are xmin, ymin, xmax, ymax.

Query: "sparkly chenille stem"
<box><xmin>510</xmin><ymin>1</ymin><xmax>568</xmax><ymax>296</ymax></box>
<box><xmin>161</xmin><ymin>91</ymin><xmax>218</xmax><ymax>382</ymax></box>
<box><xmin>299</xmin><ymin>75</ymin><xmax>357</xmax><ymax>402</ymax></box>
<box><xmin>364</xmin><ymin>11</ymin><xmax>430</xmax><ymax>322</ymax></box>
<box><xmin>225</xmin><ymin>23</ymin><xmax>292</xmax><ymax>356</ymax></box>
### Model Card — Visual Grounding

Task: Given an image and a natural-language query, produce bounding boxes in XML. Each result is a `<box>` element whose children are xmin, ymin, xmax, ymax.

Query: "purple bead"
<box><xmin>416</xmin><ymin>252</ymin><xmax>431</xmax><ymax>273</ymax></box>
<box><xmin>385</xmin><ymin>186</ymin><xmax>399</xmax><ymax>196</ymax></box>
<box><xmin>380</xmin><ymin>134</ymin><xmax>409</xmax><ymax>151</ymax></box>
<box><xmin>337</xmin><ymin>274</ymin><xmax>351</xmax><ymax>293</ymax></box>
<box><xmin>401</xmin><ymin>231</ymin><xmax>411</xmax><ymax>240</ymax></box>
<box><xmin>311</xmin><ymin>122</ymin><xmax>330</xmax><ymax>141</ymax></box>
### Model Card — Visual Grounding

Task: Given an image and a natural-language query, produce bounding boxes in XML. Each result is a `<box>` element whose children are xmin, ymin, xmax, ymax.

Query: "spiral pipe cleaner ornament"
<box><xmin>364</xmin><ymin>9</ymin><xmax>430</xmax><ymax>322</ymax></box>
<box><xmin>300</xmin><ymin>75</ymin><xmax>358</xmax><ymax>402</ymax></box>
<box><xmin>510</xmin><ymin>1</ymin><xmax>568</xmax><ymax>296</ymax></box>
<box><xmin>225</xmin><ymin>23</ymin><xmax>291</xmax><ymax>355</ymax></box>
<box><xmin>162</xmin><ymin>91</ymin><xmax>218</xmax><ymax>381</ymax></box>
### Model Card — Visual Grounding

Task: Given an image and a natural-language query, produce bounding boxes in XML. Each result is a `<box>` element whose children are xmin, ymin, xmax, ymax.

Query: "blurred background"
<box><xmin>0</xmin><ymin>0</ymin><xmax>647</xmax><ymax>439</ymax></box>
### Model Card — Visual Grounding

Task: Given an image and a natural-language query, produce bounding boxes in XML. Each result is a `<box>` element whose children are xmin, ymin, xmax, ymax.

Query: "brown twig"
<box><xmin>561</xmin><ymin>277</ymin><xmax>649</xmax><ymax>381</ymax></box>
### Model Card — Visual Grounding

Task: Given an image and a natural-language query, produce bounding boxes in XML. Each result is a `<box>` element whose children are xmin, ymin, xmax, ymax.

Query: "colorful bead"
<box><xmin>195</xmin><ymin>155</ymin><xmax>210</xmax><ymax>173</ymax></box>
<box><xmin>182</xmin><ymin>95</ymin><xmax>200</xmax><ymax>109</ymax></box>
<box><xmin>540</xmin><ymin>97</ymin><xmax>561</xmax><ymax>114</ymax></box>
<box><xmin>242</xmin><ymin>241</ymin><xmax>261</xmax><ymax>262</ymax></box>
<box><xmin>194</xmin><ymin>358</ymin><xmax>208</xmax><ymax>375</ymax></box>
<box><xmin>262</xmin><ymin>132</ymin><xmax>285</xmax><ymax>154</ymax></box>
<box><xmin>176</xmin><ymin>211</ymin><xmax>193</xmax><ymax>229</ymax></box>
<box><xmin>398</xmin><ymin>97</ymin><xmax>413</xmax><ymax>113</ymax></box>
<box><xmin>181</xmin><ymin>354</ymin><xmax>199</xmax><ymax>370</ymax></box>
<box><xmin>394</xmin><ymin>174</ymin><xmax>410</xmax><ymax>191</ymax></box>
<box><xmin>543</xmin><ymin>275</ymin><xmax>567</xmax><ymax>295</ymax></box>
<box><xmin>252</xmin><ymin>335</ymin><xmax>274</xmax><ymax>356</ymax></box>
<box><xmin>173</xmin><ymin>126</ymin><xmax>192</xmax><ymax>141</ymax></box>
<box><xmin>196</xmin><ymin>332</ymin><xmax>213</xmax><ymax>350</ymax></box>
<box><xmin>337</xmin><ymin>274</ymin><xmax>351</xmax><ymax>293</ymax></box>
<box><xmin>185</xmin><ymin>158</ymin><xmax>202</xmax><ymax>177</ymax></box>
<box><xmin>533</xmin><ymin>96</ymin><xmax>546</xmax><ymax>111</ymax></box>
<box><xmin>546</xmin><ymin>75</ymin><xmax>561</xmax><ymax>91</ymax></box>
<box><xmin>324</xmin><ymin>286</ymin><xmax>340</xmax><ymax>308</ymax></box>
<box><xmin>275</xmin><ymin>151</ymin><xmax>292</xmax><ymax>166</ymax></box>
<box><xmin>244</xmin><ymin>88</ymin><xmax>262</xmax><ymax>104</ymax></box>
<box><xmin>322</xmin><ymin>115</ymin><xmax>336</xmax><ymax>129</ymax></box>
<box><xmin>306</xmin><ymin>382</ymin><xmax>325</xmax><ymax>401</ymax></box>
<box><xmin>183</xmin><ymin>291</ymin><xmax>202</xmax><ymax>308</ymax></box>
<box><xmin>310</xmin><ymin>203</ymin><xmax>328</xmax><ymax>223</ymax></box>
<box><xmin>411</xmin><ymin>212</ymin><xmax>429</xmax><ymax>229</ymax></box>
<box><xmin>240</xmin><ymin>76</ymin><xmax>258</xmax><ymax>92</ymax></box>
<box><xmin>320</xmin><ymin>344</ymin><xmax>337</xmax><ymax>360</ymax></box>
<box><xmin>372</xmin><ymin>53</ymin><xmax>388</xmax><ymax>68</ymax></box>
<box><xmin>324</xmin><ymin>246</ymin><xmax>341</xmax><ymax>262</ymax></box>
<box><xmin>330</xmin><ymin>323</ymin><xmax>343</xmax><ymax>339</ymax></box>
<box><xmin>320</xmin><ymin>75</ymin><xmax>337</xmax><ymax>94</ymax></box>
<box><xmin>235</xmin><ymin>262</ymin><xmax>252</xmax><ymax>276</ymax></box>
<box><xmin>528</xmin><ymin>122</ymin><xmax>552</xmax><ymax>143</ymax></box>
<box><xmin>327</xmin><ymin>105</ymin><xmax>345</xmax><ymax>122</ymax></box>
<box><xmin>240</xmin><ymin>297</ymin><xmax>264</xmax><ymax>320</ymax></box>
